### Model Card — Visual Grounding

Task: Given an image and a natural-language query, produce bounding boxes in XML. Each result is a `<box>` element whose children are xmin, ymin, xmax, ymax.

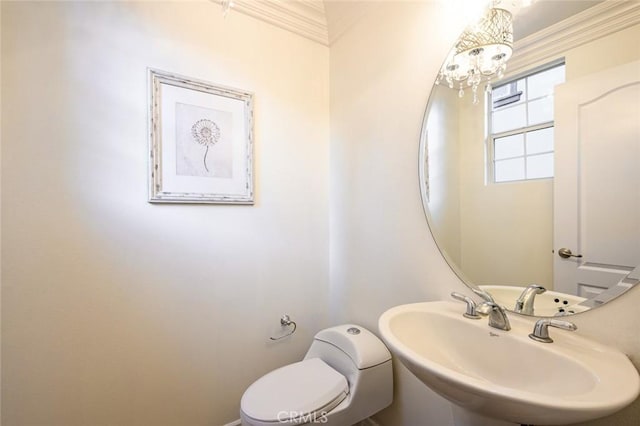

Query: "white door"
<box><xmin>554</xmin><ymin>60</ymin><xmax>640</xmax><ymax>299</ymax></box>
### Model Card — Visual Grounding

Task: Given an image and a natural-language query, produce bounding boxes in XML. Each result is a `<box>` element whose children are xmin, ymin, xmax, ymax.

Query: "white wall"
<box><xmin>329</xmin><ymin>2</ymin><xmax>468</xmax><ymax>424</ymax></box>
<box><xmin>1</xmin><ymin>2</ymin><xmax>329</xmax><ymax>425</ymax></box>
<box><xmin>330</xmin><ymin>2</ymin><xmax>640</xmax><ymax>426</ymax></box>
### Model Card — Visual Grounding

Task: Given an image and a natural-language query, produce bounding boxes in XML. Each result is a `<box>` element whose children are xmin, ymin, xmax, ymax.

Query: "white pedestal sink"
<box><xmin>378</xmin><ymin>301</ymin><xmax>640</xmax><ymax>425</ymax></box>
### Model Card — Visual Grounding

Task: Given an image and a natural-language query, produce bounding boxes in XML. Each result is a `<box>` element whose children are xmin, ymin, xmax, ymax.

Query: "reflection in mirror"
<box><xmin>420</xmin><ymin>1</ymin><xmax>640</xmax><ymax>317</ymax></box>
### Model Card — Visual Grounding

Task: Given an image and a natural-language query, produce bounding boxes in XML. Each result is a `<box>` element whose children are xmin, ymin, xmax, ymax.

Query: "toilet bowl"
<box><xmin>240</xmin><ymin>324</ymin><xmax>393</xmax><ymax>426</ymax></box>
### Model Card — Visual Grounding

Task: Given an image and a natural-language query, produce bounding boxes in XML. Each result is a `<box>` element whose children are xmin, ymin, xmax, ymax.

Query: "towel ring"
<box><xmin>270</xmin><ymin>314</ymin><xmax>297</xmax><ymax>340</ymax></box>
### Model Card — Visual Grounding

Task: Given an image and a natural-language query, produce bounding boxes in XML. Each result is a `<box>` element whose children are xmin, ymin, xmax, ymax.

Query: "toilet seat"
<box><xmin>240</xmin><ymin>357</ymin><xmax>349</xmax><ymax>424</ymax></box>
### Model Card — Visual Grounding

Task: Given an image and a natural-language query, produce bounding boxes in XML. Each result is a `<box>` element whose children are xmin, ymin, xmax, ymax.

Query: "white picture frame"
<box><xmin>148</xmin><ymin>69</ymin><xmax>254</xmax><ymax>204</ymax></box>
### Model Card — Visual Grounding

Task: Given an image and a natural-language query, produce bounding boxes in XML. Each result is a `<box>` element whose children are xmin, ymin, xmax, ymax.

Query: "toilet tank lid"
<box><xmin>314</xmin><ymin>324</ymin><xmax>391</xmax><ymax>369</ymax></box>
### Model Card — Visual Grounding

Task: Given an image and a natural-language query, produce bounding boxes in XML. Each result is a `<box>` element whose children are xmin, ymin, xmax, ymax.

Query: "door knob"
<box><xmin>558</xmin><ymin>248</ymin><xmax>583</xmax><ymax>259</ymax></box>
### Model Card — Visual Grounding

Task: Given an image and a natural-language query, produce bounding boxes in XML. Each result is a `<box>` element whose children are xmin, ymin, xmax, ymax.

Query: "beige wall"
<box><xmin>330</xmin><ymin>2</ymin><xmax>640</xmax><ymax>426</ymax></box>
<box><xmin>553</xmin><ymin>23</ymin><xmax>640</xmax><ymax>80</ymax></box>
<box><xmin>425</xmin><ymin>85</ymin><xmax>462</xmax><ymax>266</ymax></box>
<box><xmin>1</xmin><ymin>2</ymin><xmax>329</xmax><ymax>425</ymax></box>
<box><xmin>457</xmin><ymin>81</ymin><xmax>553</xmax><ymax>290</ymax></box>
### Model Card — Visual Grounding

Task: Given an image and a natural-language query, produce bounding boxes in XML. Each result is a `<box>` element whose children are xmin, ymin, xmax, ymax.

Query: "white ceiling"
<box><xmin>513</xmin><ymin>0</ymin><xmax>605</xmax><ymax>40</ymax></box>
<box><xmin>322</xmin><ymin>0</ymin><xmax>607</xmax><ymax>44</ymax></box>
<box><xmin>220</xmin><ymin>0</ymin><xmax>609</xmax><ymax>46</ymax></box>
<box><xmin>324</xmin><ymin>0</ymin><xmax>605</xmax><ymax>44</ymax></box>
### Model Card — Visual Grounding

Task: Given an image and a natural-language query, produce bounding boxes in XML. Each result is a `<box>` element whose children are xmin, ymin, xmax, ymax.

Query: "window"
<box><xmin>488</xmin><ymin>62</ymin><xmax>565</xmax><ymax>183</ymax></box>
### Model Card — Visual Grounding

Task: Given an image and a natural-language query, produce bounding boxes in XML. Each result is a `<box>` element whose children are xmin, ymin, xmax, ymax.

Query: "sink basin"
<box><xmin>378</xmin><ymin>301</ymin><xmax>640</xmax><ymax>425</ymax></box>
<box><xmin>480</xmin><ymin>285</ymin><xmax>589</xmax><ymax>316</ymax></box>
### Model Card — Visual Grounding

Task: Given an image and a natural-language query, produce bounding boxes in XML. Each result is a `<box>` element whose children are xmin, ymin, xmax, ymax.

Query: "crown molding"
<box><xmin>212</xmin><ymin>0</ymin><xmax>329</xmax><ymax>46</ymax></box>
<box><xmin>208</xmin><ymin>1</ymin><xmax>640</xmax><ymax>56</ymax></box>
<box><xmin>507</xmin><ymin>0</ymin><xmax>640</xmax><ymax>76</ymax></box>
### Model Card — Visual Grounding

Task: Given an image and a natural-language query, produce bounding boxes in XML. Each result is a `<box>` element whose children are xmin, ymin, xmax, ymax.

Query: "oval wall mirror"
<box><xmin>420</xmin><ymin>0</ymin><xmax>640</xmax><ymax>317</ymax></box>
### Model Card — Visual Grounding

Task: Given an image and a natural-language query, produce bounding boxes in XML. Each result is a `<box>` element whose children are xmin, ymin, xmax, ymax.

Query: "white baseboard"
<box><xmin>222</xmin><ymin>420</ymin><xmax>241</xmax><ymax>426</ymax></box>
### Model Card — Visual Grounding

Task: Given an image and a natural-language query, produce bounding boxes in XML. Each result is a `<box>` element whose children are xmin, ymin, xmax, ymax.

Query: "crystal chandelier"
<box><xmin>436</xmin><ymin>5</ymin><xmax>514</xmax><ymax>104</ymax></box>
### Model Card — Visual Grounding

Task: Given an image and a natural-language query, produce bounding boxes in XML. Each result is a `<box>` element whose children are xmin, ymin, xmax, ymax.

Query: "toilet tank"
<box><xmin>304</xmin><ymin>324</ymin><xmax>391</xmax><ymax>371</ymax></box>
<box><xmin>304</xmin><ymin>324</ymin><xmax>394</xmax><ymax>423</ymax></box>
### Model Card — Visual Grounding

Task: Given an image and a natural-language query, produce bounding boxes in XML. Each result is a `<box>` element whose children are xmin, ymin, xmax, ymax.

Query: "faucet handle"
<box><xmin>451</xmin><ymin>292</ymin><xmax>481</xmax><ymax>319</ymax></box>
<box><xmin>471</xmin><ymin>286</ymin><xmax>495</xmax><ymax>303</ymax></box>
<box><xmin>529</xmin><ymin>318</ymin><xmax>577</xmax><ymax>343</ymax></box>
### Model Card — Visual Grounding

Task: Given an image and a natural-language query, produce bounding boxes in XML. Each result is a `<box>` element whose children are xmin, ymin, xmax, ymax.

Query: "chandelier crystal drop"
<box><xmin>221</xmin><ymin>0</ymin><xmax>234</xmax><ymax>18</ymax></box>
<box><xmin>436</xmin><ymin>6</ymin><xmax>514</xmax><ymax>104</ymax></box>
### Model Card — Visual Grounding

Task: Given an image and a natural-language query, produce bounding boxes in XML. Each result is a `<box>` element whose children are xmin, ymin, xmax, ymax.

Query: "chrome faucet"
<box><xmin>529</xmin><ymin>318</ymin><xmax>577</xmax><ymax>343</ymax></box>
<box><xmin>484</xmin><ymin>301</ymin><xmax>511</xmax><ymax>331</ymax></box>
<box><xmin>514</xmin><ymin>284</ymin><xmax>546</xmax><ymax>315</ymax></box>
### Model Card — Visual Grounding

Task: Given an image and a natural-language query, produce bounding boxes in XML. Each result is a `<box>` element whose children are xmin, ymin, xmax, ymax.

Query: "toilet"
<box><xmin>240</xmin><ymin>324</ymin><xmax>393</xmax><ymax>426</ymax></box>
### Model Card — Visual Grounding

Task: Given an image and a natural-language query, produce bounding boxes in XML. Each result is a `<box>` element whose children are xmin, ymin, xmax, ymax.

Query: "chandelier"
<box><xmin>436</xmin><ymin>5</ymin><xmax>514</xmax><ymax>104</ymax></box>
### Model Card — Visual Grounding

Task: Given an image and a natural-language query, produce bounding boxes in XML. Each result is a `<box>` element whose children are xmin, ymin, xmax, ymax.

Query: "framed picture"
<box><xmin>148</xmin><ymin>69</ymin><xmax>254</xmax><ymax>204</ymax></box>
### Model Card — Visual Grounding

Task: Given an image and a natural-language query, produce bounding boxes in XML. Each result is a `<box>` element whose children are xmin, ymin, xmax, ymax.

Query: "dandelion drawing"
<box><xmin>175</xmin><ymin>103</ymin><xmax>233</xmax><ymax>178</ymax></box>
<box><xmin>191</xmin><ymin>118</ymin><xmax>221</xmax><ymax>172</ymax></box>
